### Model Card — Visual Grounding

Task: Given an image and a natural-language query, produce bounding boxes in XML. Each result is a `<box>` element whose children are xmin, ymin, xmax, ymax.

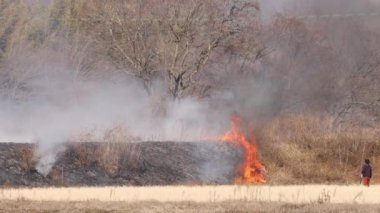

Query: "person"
<box><xmin>361</xmin><ymin>159</ymin><xmax>372</xmax><ymax>186</ymax></box>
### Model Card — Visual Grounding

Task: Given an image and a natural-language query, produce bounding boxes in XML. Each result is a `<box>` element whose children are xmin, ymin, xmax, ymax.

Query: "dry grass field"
<box><xmin>1</xmin><ymin>185</ymin><xmax>380</xmax><ymax>204</ymax></box>
<box><xmin>1</xmin><ymin>200</ymin><xmax>380</xmax><ymax>213</ymax></box>
<box><xmin>1</xmin><ymin>185</ymin><xmax>380</xmax><ymax>212</ymax></box>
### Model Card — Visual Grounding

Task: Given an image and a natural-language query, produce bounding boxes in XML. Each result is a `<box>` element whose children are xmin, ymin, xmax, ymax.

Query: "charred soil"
<box><xmin>0</xmin><ymin>142</ymin><xmax>242</xmax><ymax>187</ymax></box>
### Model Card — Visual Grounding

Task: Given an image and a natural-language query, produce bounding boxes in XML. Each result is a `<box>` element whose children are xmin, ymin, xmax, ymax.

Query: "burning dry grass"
<box><xmin>259</xmin><ymin>114</ymin><xmax>380</xmax><ymax>184</ymax></box>
<box><xmin>2</xmin><ymin>114</ymin><xmax>380</xmax><ymax>187</ymax></box>
<box><xmin>221</xmin><ymin>115</ymin><xmax>267</xmax><ymax>184</ymax></box>
<box><xmin>53</xmin><ymin>114</ymin><xmax>380</xmax><ymax>186</ymax></box>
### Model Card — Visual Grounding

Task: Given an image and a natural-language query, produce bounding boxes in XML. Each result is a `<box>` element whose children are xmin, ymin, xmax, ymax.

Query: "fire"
<box><xmin>221</xmin><ymin>115</ymin><xmax>266</xmax><ymax>184</ymax></box>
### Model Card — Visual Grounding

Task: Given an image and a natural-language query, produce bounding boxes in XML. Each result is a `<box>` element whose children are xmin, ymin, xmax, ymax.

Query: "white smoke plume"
<box><xmin>0</xmin><ymin>48</ymin><xmax>239</xmax><ymax>174</ymax></box>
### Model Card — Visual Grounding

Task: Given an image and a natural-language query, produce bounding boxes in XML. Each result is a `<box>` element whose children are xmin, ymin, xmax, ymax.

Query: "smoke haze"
<box><xmin>0</xmin><ymin>0</ymin><xmax>379</xmax><ymax>174</ymax></box>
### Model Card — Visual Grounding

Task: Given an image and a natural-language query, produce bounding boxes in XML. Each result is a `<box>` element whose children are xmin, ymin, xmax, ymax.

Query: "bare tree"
<box><xmin>75</xmin><ymin>0</ymin><xmax>259</xmax><ymax>98</ymax></box>
<box><xmin>156</xmin><ymin>1</ymin><xmax>259</xmax><ymax>99</ymax></box>
<box><xmin>68</xmin><ymin>0</ymin><xmax>161</xmax><ymax>94</ymax></box>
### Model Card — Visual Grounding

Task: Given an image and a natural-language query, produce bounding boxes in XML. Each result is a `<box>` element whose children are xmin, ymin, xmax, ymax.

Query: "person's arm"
<box><xmin>370</xmin><ymin>166</ymin><xmax>372</xmax><ymax>178</ymax></box>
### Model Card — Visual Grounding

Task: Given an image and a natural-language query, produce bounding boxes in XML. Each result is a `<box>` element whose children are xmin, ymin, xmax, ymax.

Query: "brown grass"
<box><xmin>4</xmin><ymin>114</ymin><xmax>380</xmax><ymax>186</ymax></box>
<box><xmin>66</xmin><ymin>141</ymin><xmax>142</xmax><ymax>177</ymax></box>
<box><xmin>0</xmin><ymin>200</ymin><xmax>379</xmax><ymax>213</ymax></box>
<box><xmin>1</xmin><ymin>185</ymin><xmax>379</xmax><ymax>204</ymax></box>
<box><xmin>259</xmin><ymin>114</ymin><xmax>380</xmax><ymax>184</ymax></box>
<box><xmin>15</xmin><ymin>146</ymin><xmax>36</xmax><ymax>172</ymax></box>
<box><xmin>58</xmin><ymin>114</ymin><xmax>380</xmax><ymax>185</ymax></box>
<box><xmin>66</xmin><ymin>124</ymin><xmax>143</xmax><ymax>177</ymax></box>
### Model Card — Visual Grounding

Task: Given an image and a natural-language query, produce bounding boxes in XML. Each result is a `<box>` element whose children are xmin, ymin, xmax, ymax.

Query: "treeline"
<box><xmin>0</xmin><ymin>0</ymin><xmax>379</xmax><ymax>125</ymax></box>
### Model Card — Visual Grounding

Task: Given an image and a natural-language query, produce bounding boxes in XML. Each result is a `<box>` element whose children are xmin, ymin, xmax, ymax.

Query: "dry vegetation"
<box><xmin>1</xmin><ymin>0</ymin><xmax>379</xmax><ymax>108</ymax></box>
<box><xmin>1</xmin><ymin>200</ymin><xmax>380</xmax><ymax>213</ymax></box>
<box><xmin>0</xmin><ymin>142</ymin><xmax>241</xmax><ymax>186</ymax></box>
<box><xmin>1</xmin><ymin>0</ymin><xmax>380</xmax><ymax>185</ymax></box>
<box><xmin>0</xmin><ymin>185</ymin><xmax>380</xmax><ymax>212</ymax></box>
<box><xmin>2</xmin><ymin>2</ymin><xmax>380</xmax><ymax>213</ymax></box>
<box><xmin>1</xmin><ymin>185</ymin><xmax>380</xmax><ymax>203</ymax></box>
<box><xmin>259</xmin><ymin>114</ymin><xmax>380</xmax><ymax>184</ymax></box>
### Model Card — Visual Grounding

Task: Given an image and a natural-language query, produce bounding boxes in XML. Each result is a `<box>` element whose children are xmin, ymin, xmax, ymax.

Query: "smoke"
<box><xmin>257</xmin><ymin>0</ymin><xmax>364</xmax><ymax>17</ymax></box>
<box><xmin>1</xmin><ymin>0</ymin><xmax>379</xmax><ymax>175</ymax></box>
<box><xmin>258</xmin><ymin>0</ymin><xmax>287</xmax><ymax>20</ymax></box>
<box><xmin>0</xmin><ymin>43</ymin><xmax>278</xmax><ymax>175</ymax></box>
<box><xmin>259</xmin><ymin>0</ymin><xmax>380</xmax><ymax>18</ymax></box>
<box><xmin>0</xmin><ymin>47</ymin><xmax>239</xmax><ymax>174</ymax></box>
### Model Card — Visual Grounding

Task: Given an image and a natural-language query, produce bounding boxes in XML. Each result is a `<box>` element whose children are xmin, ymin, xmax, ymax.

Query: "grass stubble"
<box><xmin>1</xmin><ymin>200</ymin><xmax>380</xmax><ymax>213</ymax></box>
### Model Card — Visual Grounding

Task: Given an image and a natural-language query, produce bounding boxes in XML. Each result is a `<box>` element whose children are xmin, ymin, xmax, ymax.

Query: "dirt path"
<box><xmin>0</xmin><ymin>185</ymin><xmax>379</xmax><ymax>204</ymax></box>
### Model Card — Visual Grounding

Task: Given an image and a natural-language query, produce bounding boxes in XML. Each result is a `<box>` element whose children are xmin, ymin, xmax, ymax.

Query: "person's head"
<box><xmin>365</xmin><ymin>159</ymin><xmax>370</xmax><ymax>164</ymax></box>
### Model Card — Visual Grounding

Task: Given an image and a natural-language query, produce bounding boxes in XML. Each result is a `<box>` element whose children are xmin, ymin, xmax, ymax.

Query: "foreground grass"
<box><xmin>1</xmin><ymin>185</ymin><xmax>379</xmax><ymax>204</ymax></box>
<box><xmin>1</xmin><ymin>200</ymin><xmax>380</xmax><ymax>213</ymax></box>
<box><xmin>1</xmin><ymin>185</ymin><xmax>380</xmax><ymax>212</ymax></box>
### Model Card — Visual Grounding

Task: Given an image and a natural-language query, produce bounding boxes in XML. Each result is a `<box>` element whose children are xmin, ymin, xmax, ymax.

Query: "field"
<box><xmin>1</xmin><ymin>185</ymin><xmax>380</xmax><ymax>212</ymax></box>
<box><xmin>1</xmin><ymin>185</ymin><xmax>379</xmax><ymax>203</ymax></box>
<box><xmin>1</xmin><ymin>0</ymin><xmax>380</xmax><ymax>212</ymax></box>
<box><xmin>2</xmin><ymin>200</ymin><xmax>380</xmax><ymax>213</ymax></box>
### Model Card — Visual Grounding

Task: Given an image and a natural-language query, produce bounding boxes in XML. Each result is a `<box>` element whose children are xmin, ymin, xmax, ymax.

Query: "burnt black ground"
<box><xmin>0</xmin><ymin>142</ymin><xmax>243</xmax><ymax>187</ymax></box>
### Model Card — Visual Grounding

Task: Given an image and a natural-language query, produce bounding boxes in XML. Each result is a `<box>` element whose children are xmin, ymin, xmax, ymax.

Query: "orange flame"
<box><xmin>221</xmin><ymin>115</ymin><xmax>266</xmax><ymax>184</ymax></box>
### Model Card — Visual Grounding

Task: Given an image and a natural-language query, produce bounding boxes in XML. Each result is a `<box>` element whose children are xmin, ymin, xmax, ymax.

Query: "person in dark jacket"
<box><xmin>361</xmin><ymin>159</ymin><xmax>372</xmax><ymax>186</ymax></box>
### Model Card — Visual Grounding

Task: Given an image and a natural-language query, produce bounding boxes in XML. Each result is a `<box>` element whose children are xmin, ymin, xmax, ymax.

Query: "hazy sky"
<box><xmin>259</xmin><ymin>0</ymin><xmax>380</xmax><ymax>19</ymax></box>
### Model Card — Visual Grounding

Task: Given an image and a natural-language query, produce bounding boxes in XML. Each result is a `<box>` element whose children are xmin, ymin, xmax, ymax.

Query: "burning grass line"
<box><xmin>220</xmin><ymin>114</ymin><xmax>266</xmax><ymax>184</ymax></box>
